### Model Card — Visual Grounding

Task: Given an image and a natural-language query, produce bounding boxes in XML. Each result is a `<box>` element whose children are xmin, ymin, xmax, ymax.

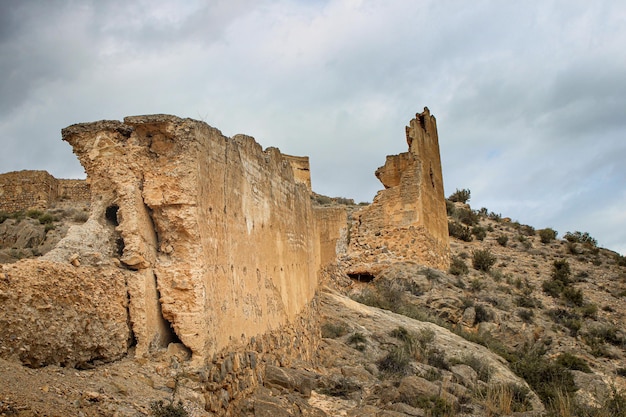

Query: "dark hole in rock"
<box><xmin>115</xmin><ymin>237</ymin><xmax>125</xmax><ymax>258</ymax></box>
<box><xmin>105</xmin><ymin>205</ymin><xmax>120</xmax><ymax>226</ymax></box>
<box><xmin>348</xmin><ymin>273</ymin><xmax>375</xmax><ymax>283</ymax></box>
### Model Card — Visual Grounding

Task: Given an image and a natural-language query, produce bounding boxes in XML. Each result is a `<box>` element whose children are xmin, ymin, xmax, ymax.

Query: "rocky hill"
<box><xmin>1</xmin><ymin>194</ymin><xmax>625</xmax><ymax>417</ymax></box>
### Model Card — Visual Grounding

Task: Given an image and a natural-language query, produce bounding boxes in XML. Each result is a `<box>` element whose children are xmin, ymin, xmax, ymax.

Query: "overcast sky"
<box><xmin>1</xmin><ymin>0</ymin><xmax>625</xmax><ymax>255</ymax></box>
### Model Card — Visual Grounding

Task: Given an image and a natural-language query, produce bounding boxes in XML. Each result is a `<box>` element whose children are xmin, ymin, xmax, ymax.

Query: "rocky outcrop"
<box><xmin>0</xmin><ymin>260</ymin><xmax>131</xmax><ymax>368</ymax></box>
<box><xmin>56</xmin><ymin>115</ymin><xmax>319</xmax><ymax>365</ymax></box>
<box><xmin>344</xmin><ymin>108</ymin><xmax>450</xmax><ymax>274</ymax></box>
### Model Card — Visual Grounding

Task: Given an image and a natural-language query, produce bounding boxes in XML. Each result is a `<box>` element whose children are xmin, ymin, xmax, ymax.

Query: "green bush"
<box><xmin>449</xmin><ymin>256</ymin><xmax>469</xmax><ymax>276</ymax></box>
<box><xmin>556</xmin><ymin>353</ymin><xmax>591</xmax><ymax>373</ymax></box>
<box><xmin>496</xmin><ymin>235</ymin><xmax>508</xmax><ymax>247</ymax></box>
<box><xmin>472</xmin><ymin>249</ymin><xmax>497</xmax><ymax>272</ymax></box>
<box><xmin>552</xmin><ymin>259</ymin><xmax>571</xmax><ymax>283</ymax></box>
<box><xmin>445</xmin><ymin>200</ymin><xmax>456</xmax><ymax>216</ymax></box>
<box><xmin>377</xmin><ymin>346</ymin><xmax>411</xmax><ymax>376</ymax></box>
<box><xmin>448</xmin><ymin>188</ymin><xmax>471</xmax><ymax>203</ymax></box>
<box><xmin>347</xmin><ymin>332</ymin><xmax>367</xmax><ymax>351</ymax></box>
<box><xmin>472</xmin><ymin>226</ymin><xmax>487</xmax><ymax>241</ymax></box>
<box><xmin>562</xmin><ymin>287</ymin><xmax>584</xmax><ymax>307</ymax></box>
<box><xmin>518</xmin><ymin>309</ymin><xmax>534</xmax><ymax>323</ymax></box>
<box><xmin>510</xmin><ymin>343</ymin><xmax>577</xmax><ymax>406</ymax></box>
<box><xmin>321</xmin><ymin>322</ymin><xmax>348</xmax><ymax>338</ymax></box>
<box><xmin>448</xmin><ymin>221</ymin><xmax>473</xmax><ymax>242</ymax></box>
<box><xmin>539</xmin><ymin>228</ymin><xmax>557</xmax><ymax>244</ymax></box>
<box><xmin>564</xmin><ymin>231</ymin><xmax>598</xmax><ymax>247</ymax></box>
<box><xmin>518</xmin><ymin>224</ymin><xmax>535</xmax><ymax>236</ymax></box>
<box><xmin>150</xmin><ymin>401</ymin><xmax>188</xmax><ymax>417</ymax></box>
<box><xmin>455</xmin><ymin>207</ymin><xmax>479</xmax><ymax>226</ymax></box>
<box><xmin>474</xmin><ymin>304</ymin><xmax>493</xmax><ymax>324</ymax></box>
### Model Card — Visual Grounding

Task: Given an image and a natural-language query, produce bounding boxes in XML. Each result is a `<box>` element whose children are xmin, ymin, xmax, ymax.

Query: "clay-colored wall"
<box><xmin>314</xmin><ymin>206</ymin><xmax>348</xmax><ymax>266</ymax></box>
<box><xmin>0</xmin><ymin>170</ymin><xmax>57</xmax><ymax>212</ymax></box>
<box><xmin>58</xmin><ymin>179</ymin><xmax>90</xmax><ymax>203</ymax></box>
<box><xmin>345</xmin><ymin>108</ymin><xmax>450</xmax><ymax>272</ymax></box>
<box><xmin>61</xmin><ymin>115</ymin><xmax>319</xmax><ymax>364</ymax></box>
<box><xmin>283</xmin><ymin>154</ymin><xmax>312</xmax><ymax>190</ymax></box>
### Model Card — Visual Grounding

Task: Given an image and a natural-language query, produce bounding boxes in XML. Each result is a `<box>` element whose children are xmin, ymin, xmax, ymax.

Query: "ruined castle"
<box><xmin>0</xmin><ymin>108</ymin><xmax>449</xmax><ymax>413</ymax></box>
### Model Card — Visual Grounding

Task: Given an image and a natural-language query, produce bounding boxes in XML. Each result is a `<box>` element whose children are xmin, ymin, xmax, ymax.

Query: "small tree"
<box><xmin>448</xmin><ymin>188</ymin><xmax>471</xmax><ymax>204</ymax></box>
<box><xmin>472</xmin><ymin>249</ymin><xmax>497</xmax><ymax>272</ymax></box>
<box><xmin>539</xmin><ymin>228</ymin><xmax>557</xmax><ymax>244</ymax></box>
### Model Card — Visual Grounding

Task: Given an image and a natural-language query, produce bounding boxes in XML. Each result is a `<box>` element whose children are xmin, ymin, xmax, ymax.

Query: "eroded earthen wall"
<box><xmin>58</xmin><ymin>179</ymin><xmax>90</xmax><ymax>203</ymax></box>
<box><xmin>60</xmin><ymin>115</ymin><xmax>319</xmax><ymax>364</ymax></box>
<box><xmin>314</xmin><ymin>206</ymin><xmax>348</xmax><ymax>266</ymax></box>
<box><xmin>0</xmin><ymin>171</ymin><xmax>58</xmax><ymax>213</ymax></box>
<box><xmin>345</xmin><ymin>108</ymin><xmax>450</xmax><ymax>273</ymax></box>
<box><xmin>282</xmin><ymin>155</ymin><xmax>312</xmax><ymax>190</ymax></box>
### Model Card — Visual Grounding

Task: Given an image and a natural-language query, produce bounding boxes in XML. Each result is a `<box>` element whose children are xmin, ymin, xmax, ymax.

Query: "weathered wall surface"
<box><xmin>0</xmin><ymin>260</ymin><xmax>131</xmax><ymax>368</ymax></box>
<box><xmin>314</xmin><ymin>206</ymin><xmax>348</xmax><ymax>267</ymax></box>
<box><xmin>344</xmin><ymin>108</ymin><xmax>450</xmax><ymax>273</ymax></box>
<box><xmin>0</xmin><ymin>171</ymin><xmax>90</xmax><ymax>213</ymax></box>
<box><xmin>282</xmin><ymin>155</ymin><xmax>312</xmax><ymax>190</ymax></box>
<box><xmin>60</xmin><ymin>115</ymin><xmax>319</xmax><ymax>364</ymax></box>
<box><xmin>58</xmin><ymin>179</ymin><xmax>90</xmax><ymax>202</ymax></box>
<box><xmin>0</xmin><ymin>171</ymin><xmax>58</xmax><ymax>212</ymax></box>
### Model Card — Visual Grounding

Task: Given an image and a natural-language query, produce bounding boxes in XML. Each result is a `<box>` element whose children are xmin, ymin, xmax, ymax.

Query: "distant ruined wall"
<box><xmin>282</xmin><ymin>155</ymin><xmax>312</xmax><ymax>190</ymax></box>
<box><xmin>58</xmin><ymin>179</ymin><xmax>90</xmax><ymax>202</ymax></box>
<box><xmin>0</xmin><ymin>170</ymin><xmax>58</xmax><ymax>212</ymax></box>
<box><xmin>345</xmin><ymin>107</ymin><xmax>450</xmax><ymax>273</ymax></box>
<box><xmin>60</xmin><ymin>115</ymin><xmax>320</xmax><ymax>365</ymax></box>
<box><xmin>0</xmin><ymin>171</ymin><xmax>90</xmax><ymax>213</ymax></box>
<box><xmin>314</xmin><ymin>206</ymin><xmax>349</xmax><ymax>267</ymax></box>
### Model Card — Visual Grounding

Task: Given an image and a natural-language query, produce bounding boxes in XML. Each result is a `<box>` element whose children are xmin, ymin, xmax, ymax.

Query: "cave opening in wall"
<box><xmin>105</xmin><ymin>205</ymin><xmax>120</xmax><ymax>226</ymax></box>
<box><xmin>153</xmin><ymin>274</ymin><xmax>189</xmax><ymax>353</ymax></box>
<box><xmin>348</xmin><ymin>272</ymin><xmax>375</xmax><ymax>283</ymax></box>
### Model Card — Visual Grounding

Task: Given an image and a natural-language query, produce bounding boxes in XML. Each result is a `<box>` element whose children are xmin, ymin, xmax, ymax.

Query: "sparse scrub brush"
<box><xmin>150</xmin><ymin>401</ymin><xmax>188</xmax><ymax>417</ymax></box>
<box><xmin>449</xmin><ymin>256</ymin><xmax>469</xmax><ymax>276</ymax></box>
<box><xmin>564</xmin><ymin>231</ymin><xmax>598</xmax><ymax>247</ymax></box>
<box><xmin>472</xmin><ymin>249</ymin><xmax>497</xmax><ymax>272</ymax></box>
<box><xmin>448</xmin><ymin>188</ymin><xmax>471</xmax><ymax>203</ymax></box>
<box><xmin>448</xmin><ymin>221</ymin><xmax>473</xmax><ymax>242</ymax></box>
<box><xmin>539</xmin><ymin>228</ymin><xmax>557</xmax><ymax>244</ymax></box>
<box><xmin>496</xmin><ymin>235</ymin><xmax>508</xmax><ymax>247</ymax></box>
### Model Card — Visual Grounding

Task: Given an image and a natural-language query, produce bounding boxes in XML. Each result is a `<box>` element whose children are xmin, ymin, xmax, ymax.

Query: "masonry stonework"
<box><xmin>344</xmin><ymin>107</ymin><xmax>450</xmax><ymax>273</ymax></box>
<box><xmin>0</xmin><ymin>109</ymin><xmax>450</xmax><ymax>413</ymax></box>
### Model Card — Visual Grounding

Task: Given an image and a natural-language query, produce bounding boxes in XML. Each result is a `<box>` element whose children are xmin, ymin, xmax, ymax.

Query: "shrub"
<box><xmin>321</xmin><ymin>322</ymin><xmax>348</xmax><ymax>338</ymax></box>
<box><xmin>455</xmin><ymin>207</ymin><xmax>479</xmax><ymax>226</ymax></box>
<box><xmin>556</xmin><ymin>353</ymin><xmax>591</xmax><ymax>373</ymax></box>
<box><xmin>539</xmin><ymin>228</ymin><xmax>557</xmax><ymax>244</ymax></box>
<box><xmin>564</xmin><ymin>231</ymin><xmax>598</xmax><ymax>247</ymax></box>
<box><xmin>38</xmin><ymin>213</ymin><xmax>56</xmax><ymax>225</ymax></box>
<box><xmin>448</xmin><ymin>221</ymin><xmax>473</xmax><ymax>242</ymax></box>
<box><xmin>347</xmin><ymin>332</ymin><xmax>367</xmax><ymax>351</ymax></box>
<box><xmin>496</xmin><ymin>235</ymin><xmax>508</xmax><ymax>247</ymax></box>
<box><xmin>0</xmin><ymin>211</ymin><xmax>10</xmax><ymax>223</ymax></box>
<box><xmin>150</xmin><ymin>401</ymin><xmax>188</xmax><ymax>417</ymax></box>
<box><xmin>518</xmin><ymin>309</ymin><xmax>534</xmax><ymax>323</ymax></box>
<box><xmin>461</xmin><ymin>354</ymin><xmax>493</xmax><ymax>382</ymax></box>
<box><xmin>474</xmin><ymin>304</ymin><xmax>494</xmax><ymax>324</ymax></box>
<box><xmin>510</xmin><ymin>343</ymin><xmax>577</xmax><ymax>406</ymax></box>
<box><xmin>472</xmin><ymin>226</ymin><xmax>487</xmax><ymax>241</ymax></box>
<box><xmin>519</xmin><ymin>225</ymin><xmax>535</xmax><ymax>236</ymax></box>
<box><xmin>472</xmin><ymin>249</ymin><xmax>497</xmax><ymax>272</ymax></box>
<box><xmin>553</xmin><ymin>259</ymin><xmax>571</xmax><ymax>278</ymax></box>
<box><xmin>562</xmin><ymin>287</ymin><xmax>584</xmax><ymax>307</ymax></box>
<box><xmin>26</xmin><ymin>209</ymin><xmax>44</xmax><ymax>219</ymax></box>
<box><xmin>542</xmin><ymin>279</ymin><xmax>563</xmax><ymax>298</ymax></box>
<box><xmin>449</xmin><ymin>256</ymin><xmax>469</xmax><ymax>276</ymax></box>
<box><xmin>377</xmin><ymin>346</ymin><xmax>411</xmax><ymax>376</ymax></box>
<box><xmin>319</xmin><ymin>376</ymin><xmax>361</xmax><ymax>398</ymax></box>
<box><xmin>448</xmin><ymin>188</ymin><xmax>471</xmax><ymax>203</ymax></box>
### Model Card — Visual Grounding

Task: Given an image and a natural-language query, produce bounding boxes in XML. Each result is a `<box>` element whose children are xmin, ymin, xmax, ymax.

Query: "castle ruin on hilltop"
<box><xmin>0</xmin><ymin>108</ymin><xmax>449</xmax><ymax>414</ymax></box>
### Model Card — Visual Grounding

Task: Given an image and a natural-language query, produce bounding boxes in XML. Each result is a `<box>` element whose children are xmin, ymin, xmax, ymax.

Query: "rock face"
<box><xmin>344</xmin><ymin>107</ymin><xmax>450</xmax><ymax>274</ymax></box>
<box><xmin>58</xmin><ymin>115</ymin><xmax>320</xmax><ymax>364</ymax></box>
<box><xmin>0</xmin><ymin>260</ymin><xmax>131</xmax><ymax>368</ymax></box>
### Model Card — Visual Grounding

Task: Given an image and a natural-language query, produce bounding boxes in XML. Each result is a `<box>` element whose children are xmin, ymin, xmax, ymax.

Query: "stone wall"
<box><xmin>59</xmin><ymin>115</ymin><xmax>320</xmax><ymax>365</ymax></box>
<box><xmin>282</xmin><ymin>154</ymin><xmax>312</xmax><ymax>190</ymax></box>
<box><xmin>314</xmin><ymin>206</ymin><xmax>349</xmax><ymax>267</ymax></box>
<box><xmin>344</xmin><ymin>107</ymin><xmax>450</xmax><ymax>273</ymax></box>
<box><xmin>0</xmin><ymin>171</ymin><xmax>89</xmax><ymax>213</ymax></box>
<box><xmin>0</xmin><ymin>170</ymin><xmax>58</xmax><ymax>212</ymax></box>
<box><xmin>58</xmin><ymin>179</ymin><xmax>90</xmax><ymax>202</ymax></box>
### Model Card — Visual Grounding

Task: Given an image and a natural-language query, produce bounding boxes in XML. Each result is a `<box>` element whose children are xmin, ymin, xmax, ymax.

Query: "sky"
<box><xmin>1</xmin><ymin>0</ymin><xmax>625</xmax><ymax>255</ymax></box>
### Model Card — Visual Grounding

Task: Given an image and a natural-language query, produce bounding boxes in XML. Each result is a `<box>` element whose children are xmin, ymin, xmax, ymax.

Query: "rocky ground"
<box><xmin>1</xmin><ymin>199</ymin><xmax>626</xmax><ymax>416</ymax></box>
